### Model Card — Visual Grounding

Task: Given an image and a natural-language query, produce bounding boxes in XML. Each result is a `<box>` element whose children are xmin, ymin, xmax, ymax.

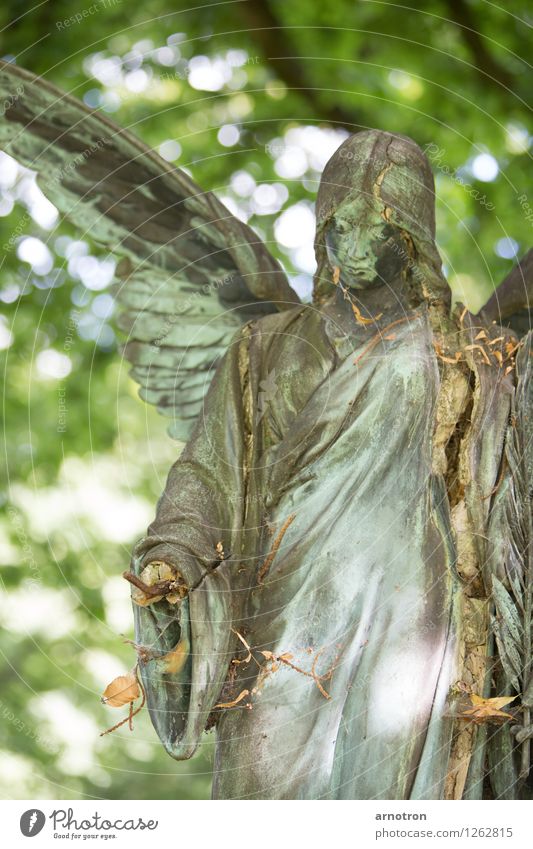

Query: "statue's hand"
<box><xmin>126</xmin><ymin>544</ymin><xmax>235</xmax><ymax>760</ymax></box>
<box><xmin>123</xmin><ymin>561</ymin><xmax>188</xmax><ymax>606</ymax></box>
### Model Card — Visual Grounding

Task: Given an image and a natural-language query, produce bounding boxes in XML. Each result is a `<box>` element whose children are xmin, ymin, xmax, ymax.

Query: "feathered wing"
<box><xmin>488</xmin><ymin>332</ymin><xmax>533</xmax><ymax>792</ymax></box>
<box><xmin>479</xmin><ymin>249</ymin><xmax>533</xmax><ymax>336</ymax></box>
<box><xmin>0</xmin><ymin>60</ymin><xmax>299</xmax><ymax>439</ymax></box>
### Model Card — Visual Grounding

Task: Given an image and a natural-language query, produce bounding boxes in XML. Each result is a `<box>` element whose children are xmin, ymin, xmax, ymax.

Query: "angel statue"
<box><xmin>2</xmin><ymin>59</ymin><xmax>533</xmax><ymax>801</ymax></box>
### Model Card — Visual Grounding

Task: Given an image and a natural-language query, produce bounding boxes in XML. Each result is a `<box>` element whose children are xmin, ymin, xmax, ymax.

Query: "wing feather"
<box><xmin>0</xmin><ymin>60</ymin><xmax>299</xmax><ymax>441</ymax></box>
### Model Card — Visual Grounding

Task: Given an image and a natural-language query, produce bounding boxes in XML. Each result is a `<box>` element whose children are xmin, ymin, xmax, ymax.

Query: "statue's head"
<box><xmin>314</xmin><ymin>129</ymin><xmax>447</xmax><ymax>304</ymax></box>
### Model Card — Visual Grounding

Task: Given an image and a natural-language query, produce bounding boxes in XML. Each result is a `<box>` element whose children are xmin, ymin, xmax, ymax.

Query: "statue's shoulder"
<box><xmin>233</xmin><ymin>302</ymin><xmax>335</xmax><ymax>382</ymax></box>
<box><xmin>236</xmin><ymin>302</ymin><xmax>327</xmax><ymax>348</ymax></box>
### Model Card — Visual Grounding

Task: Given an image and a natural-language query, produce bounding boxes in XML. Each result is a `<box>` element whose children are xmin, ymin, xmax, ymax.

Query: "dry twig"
<box><xmin>257</xmin><ymin>514</ymin><xmax>296</xmax><ymax>584</ymax></box>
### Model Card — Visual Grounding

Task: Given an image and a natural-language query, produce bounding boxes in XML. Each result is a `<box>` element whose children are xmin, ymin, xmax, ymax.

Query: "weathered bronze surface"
<box><xmin>130</xmin><ymin>133</ymin><xmax>531</xmax><ymax>799</ymax></box>
<box><xmin>1</xmin><ymin>60</ymin><xmax>531</xmax><ymax>799</ymax></box>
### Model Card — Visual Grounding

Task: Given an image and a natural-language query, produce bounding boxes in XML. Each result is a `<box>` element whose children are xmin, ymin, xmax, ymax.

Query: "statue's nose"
<box><xmin>346</xmin><ymin>242</ymin><xmax>371</xmax><ymax>263</ymax></box>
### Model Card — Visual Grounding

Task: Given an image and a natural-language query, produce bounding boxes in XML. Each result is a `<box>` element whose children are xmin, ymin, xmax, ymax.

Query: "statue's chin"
<box><xmin>343</xmin><ymin>273</ymin><xmax>382</xmax><ymax>291</ymax></box>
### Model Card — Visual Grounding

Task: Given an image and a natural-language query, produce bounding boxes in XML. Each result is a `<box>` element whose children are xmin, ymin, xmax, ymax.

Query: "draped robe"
<box><xmin>131</xmin><ymin>293</ymin><xmax>515</xmax><ymax>799</ymax></box>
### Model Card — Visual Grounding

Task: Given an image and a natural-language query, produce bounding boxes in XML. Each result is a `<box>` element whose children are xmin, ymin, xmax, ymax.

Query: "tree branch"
<box><xmin>240</xmin><ymin>0</ymin><xmax>361</xmax><ymax>130</ymax></box>
<box><xmin>444</xmin><ymin>0</ymin><xmax>514</xmax><ymax>91</ymax></box>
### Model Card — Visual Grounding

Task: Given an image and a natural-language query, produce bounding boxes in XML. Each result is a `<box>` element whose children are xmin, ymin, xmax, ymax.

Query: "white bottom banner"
<box><xmin>2</xmin><ymin>799</ymin><xmax>532</xmax><ymax>848</ymax></box>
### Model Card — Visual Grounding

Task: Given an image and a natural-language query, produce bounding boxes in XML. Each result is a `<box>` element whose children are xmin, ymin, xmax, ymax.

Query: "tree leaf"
<box><xmin>101</xmin><ymin>672</ymin><xmax>140</xmax><ymax>708</ymax></box>
<box><xmin>459</xmin><ymin>693</ymin><xmax>515</xmax><ymax>723</ymax></box>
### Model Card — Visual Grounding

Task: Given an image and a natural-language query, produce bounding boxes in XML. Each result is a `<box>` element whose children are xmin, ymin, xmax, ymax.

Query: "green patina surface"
<box><xmin>0</xmin><ymin>58</ymin><xmax>530</xmax><ymax>799</ymax></box>
<box><xmin>129</xmin><ymin>133</ymin><xmax>532</xmax><ymax>799</ymax></box>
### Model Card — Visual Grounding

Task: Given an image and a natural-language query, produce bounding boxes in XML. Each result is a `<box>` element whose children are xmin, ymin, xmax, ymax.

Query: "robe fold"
<box><xmin>131</xmin><ymin>297</ymin><xmax>515</xmax><ymax>799</ymax></box>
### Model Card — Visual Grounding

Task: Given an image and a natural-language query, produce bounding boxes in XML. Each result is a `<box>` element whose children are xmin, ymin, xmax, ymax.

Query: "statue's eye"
<box><xmin>336</xmin><ymin>221</ymin><xmax>350</xmax><ymax>236</ymax></box>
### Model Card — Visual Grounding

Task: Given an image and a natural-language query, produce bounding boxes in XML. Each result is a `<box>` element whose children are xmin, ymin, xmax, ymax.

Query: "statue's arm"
<box><xmin>126</xmin><ymin>332</ymin><xmax>248</xmax><ymax>759</ymax></box>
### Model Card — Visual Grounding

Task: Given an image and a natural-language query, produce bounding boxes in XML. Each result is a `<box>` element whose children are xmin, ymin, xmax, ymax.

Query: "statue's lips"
<box><xmin>340</xmin><ymin>266</ymin><xmax>379</xmax><ymax>287</ymax></box>
<box><xmin>339</xmin><ymin>261</ymin><xmax>376</xmax><ymax>276</ymax></box>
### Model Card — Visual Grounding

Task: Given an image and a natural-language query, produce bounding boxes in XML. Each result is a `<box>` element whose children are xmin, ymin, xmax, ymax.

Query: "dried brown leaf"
<box><xmin>231</xmin><ymin>628</ymin><xmax>253</xmax><ymax>663</ymax></box>
<box><xmin>464</xmin><ymin>344</ymin><xmax>491</xmax><ymax>366</ymax></box>
<box><xmin>260</xmin><ymin>650</ymin><xmax>274</xmax><ymax>660</ymax></box>
<box><xmin>433</xmin><ymin>340</ymin><xmax>459</xmax><ymax>364</ymax></box>
<box><xmin>102</xmin><ymin>672</ymin><xmax>140</xmax><ymax>708</ymax></box>
<box><xmin>215</xmin><ymin>689</ymin><xmax>250</xmax><ymax>709</ymax></box>
<box><xmin>351</xmin><ymin>302</ymin><xmax>383</xmax><ymax>326</ymax></box>
<box><xmin>459</xmin><ymin>693</ymin><xmax>515</xmax><ymax>723</ymax></box>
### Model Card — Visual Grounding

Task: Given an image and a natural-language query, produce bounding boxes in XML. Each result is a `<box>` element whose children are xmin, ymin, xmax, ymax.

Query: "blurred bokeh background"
<box><xmin>0</xmin><ymin>0</ymin><xmax>531</xmax><ymax>799</ymax></box>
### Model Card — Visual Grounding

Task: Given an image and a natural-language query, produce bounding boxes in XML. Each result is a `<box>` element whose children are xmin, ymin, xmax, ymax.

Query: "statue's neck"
<box><xmin>330</xmin><ymin>275</ymin><xmax>414</xmax><ymax>318</ymax></box>
<box><xmin>320</xmin><ymin>270</ymin><xmax>453</xmax><ymax>344</ymax></box>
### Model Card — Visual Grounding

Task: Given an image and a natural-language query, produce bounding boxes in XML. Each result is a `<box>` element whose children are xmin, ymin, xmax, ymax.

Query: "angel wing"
<box><xmin>0</xmin><ymin>60</ymin><xmax>299</xmax><ymax>440</ymax></box>
<box><xmin>493</xmin><ymin>335</ymin><xmax>533</xmax><ymax>677</ymax></box>
<box><xmin>484</xmin><ymin>331</ymin><xmax>533</xmax><ymax>796</ymax></box>
<box><xmin>479</xmin><ymin>249</ymin><xmax>533</xmax><ymax>336</ymax></box>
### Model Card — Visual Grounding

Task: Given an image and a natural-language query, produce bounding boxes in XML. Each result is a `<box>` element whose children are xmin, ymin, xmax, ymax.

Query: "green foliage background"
<box><xmin>0</xmin><ymin>0</ymin><xmax>530</xmax><ymax>799</ymax></box>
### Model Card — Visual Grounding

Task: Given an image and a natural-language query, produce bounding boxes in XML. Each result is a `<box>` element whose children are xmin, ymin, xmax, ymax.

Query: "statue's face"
<box><xmin>324</xmin><ymin>210</ymin><xmax>409</xmax><ymax>290</ymax></box>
